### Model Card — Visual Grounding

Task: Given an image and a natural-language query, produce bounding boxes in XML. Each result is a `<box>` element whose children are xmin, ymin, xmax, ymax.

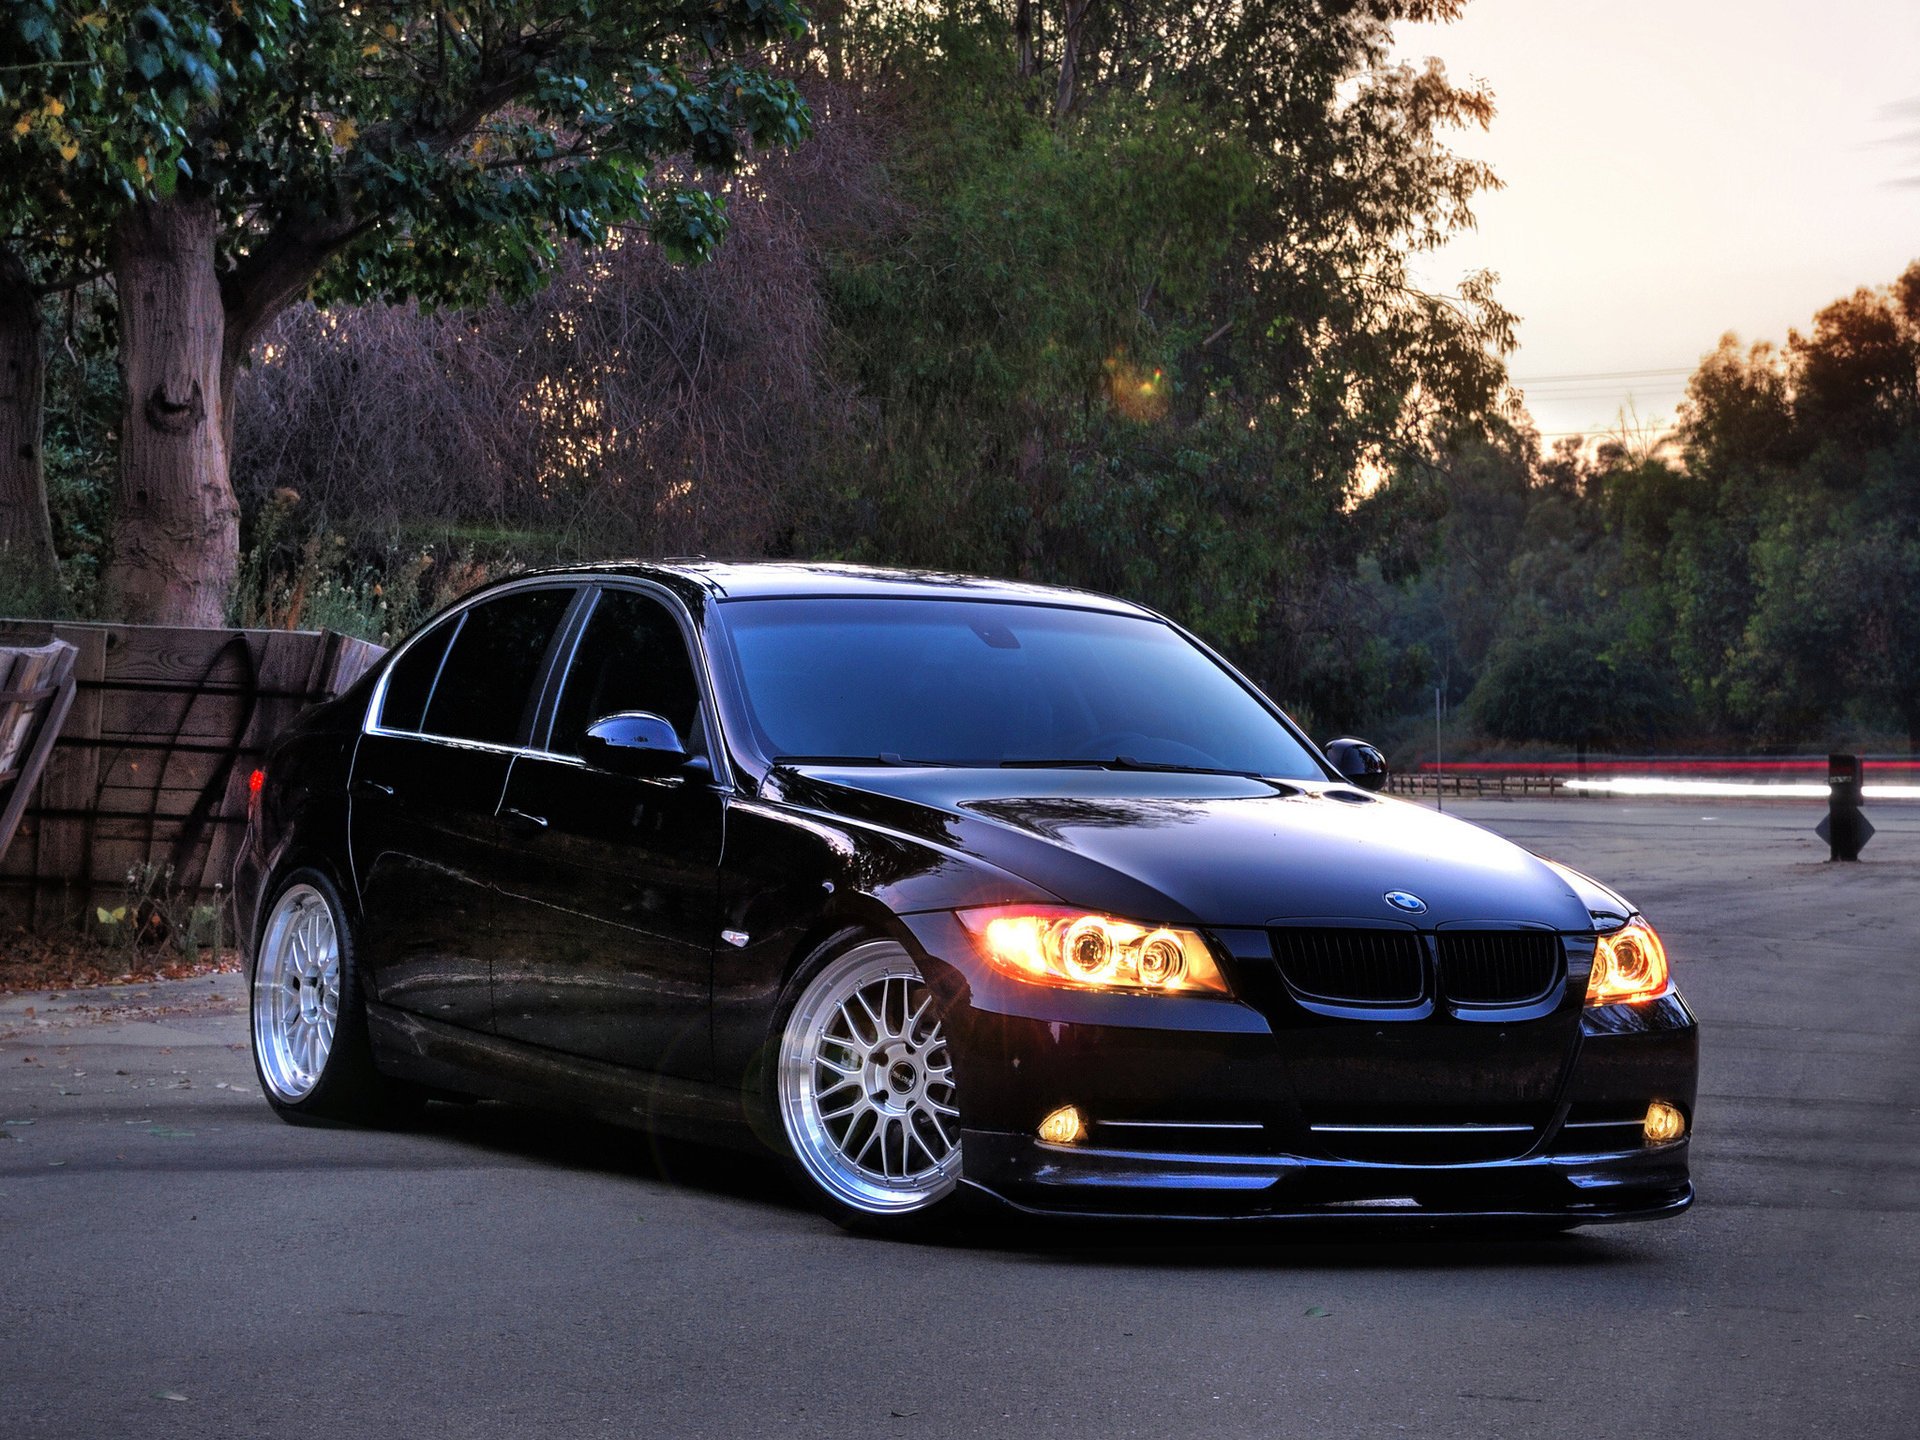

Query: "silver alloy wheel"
<box><xmin>778</xmin><ymin>941</ymin><xmax>962</xmax><ymax>1215</ymax></box>
<box><xmin>252</xmin><ymin>883</ymin><xmax>342</xmax><ymax>1103</ymax></box>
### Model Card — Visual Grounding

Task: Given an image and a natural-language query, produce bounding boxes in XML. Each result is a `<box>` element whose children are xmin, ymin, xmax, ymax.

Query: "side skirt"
<box><xmin>364</xmin><ymin>1002</ymin><xmax>760</xmax><ymax>1153</ymax></box>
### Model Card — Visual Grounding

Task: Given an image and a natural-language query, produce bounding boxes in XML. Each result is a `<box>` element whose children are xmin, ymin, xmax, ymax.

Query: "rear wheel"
<box><xmin>774</xmin><ymin>938</ymin><xmax>964</xmax><ymax>1233</ymax></box>
<box><xmin>250</xmin><ymin>868</ymin><xmax>409</xmax><ymax>1123</ymax></box>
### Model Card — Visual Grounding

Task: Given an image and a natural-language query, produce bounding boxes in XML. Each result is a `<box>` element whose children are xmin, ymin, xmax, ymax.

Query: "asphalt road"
<box><xmin>3</xmin><ymin>797</ymin><xmax>1916</xmax><ymax>1439</ymax></box>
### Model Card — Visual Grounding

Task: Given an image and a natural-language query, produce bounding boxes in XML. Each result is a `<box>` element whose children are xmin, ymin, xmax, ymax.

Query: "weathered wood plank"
<box><xmin>29</xmin><ymin>628</ymin><xmax>105</xmax><ymax>928</ymax></box>
<box><xmin>91</xmin><ymin>625</ymin><xmax>263</xmax><ymax>686</ymax></box>
<box><xmin>97</xmin><ymin>692</ymin><xmax>251</xmax><ymax>743</ymax></box>
<box><xmin>0</xmin><ymin>622</ymin><xmax>385</xmax><ymax>929</ymax></box>
<box><xmin>0</xmin><ymin>641</ymin><xmax>77</xmax><ymax>874</ymax></box>
<box><xmin>93</xmin><ymin>747</ymin><xmax>235</xmax><ymax>793</ymax></box>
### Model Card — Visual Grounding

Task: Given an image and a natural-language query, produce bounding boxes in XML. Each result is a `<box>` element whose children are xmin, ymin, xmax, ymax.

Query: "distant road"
<box><xmin>2</xmin><ymin>796</ymin><xmax>1915</xmax><ymax>1439</ymax></box>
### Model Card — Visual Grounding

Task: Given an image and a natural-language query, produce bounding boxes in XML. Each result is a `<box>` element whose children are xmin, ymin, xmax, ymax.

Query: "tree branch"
<box><xmin>220</xmin><ymin>49</ymin><xmax>547</xmax><ymax>366</ymax></box>
<box><xmin>29</xmin><ymin>262</ymin><xmax>110</xmax><ymax>297</ymax></box>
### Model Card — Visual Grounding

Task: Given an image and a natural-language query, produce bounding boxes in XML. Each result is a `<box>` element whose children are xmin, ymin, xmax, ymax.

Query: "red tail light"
<box><xmin>248</xmin><ymin>767</ymin><xmax>265</xmax><ymax>820</ymax></box>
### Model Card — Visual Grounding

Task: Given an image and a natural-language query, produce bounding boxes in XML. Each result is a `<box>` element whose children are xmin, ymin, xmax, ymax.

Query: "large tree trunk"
<box><xmin>102</xmin><ymin>197</ymin><xmax>237</xmax><ymax>627</ymax></box>
<box><xmin>0</xmin><ymin>251</ymin><xmax>59</xmax><ymax>596</ymax></box>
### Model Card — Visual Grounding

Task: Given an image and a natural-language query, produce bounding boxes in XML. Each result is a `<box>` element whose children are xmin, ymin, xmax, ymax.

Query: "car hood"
<box><xmin>770</xmin><ymin>767</ymin><xmax>1596</xmax><ymax>931</ymax></box>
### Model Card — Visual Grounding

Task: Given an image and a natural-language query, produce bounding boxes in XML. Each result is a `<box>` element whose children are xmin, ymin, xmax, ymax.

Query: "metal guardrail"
<box><xmin>1387</xmin><ymin>772</ymin><xmax>1566</xmax><ymax>797</ymax></box>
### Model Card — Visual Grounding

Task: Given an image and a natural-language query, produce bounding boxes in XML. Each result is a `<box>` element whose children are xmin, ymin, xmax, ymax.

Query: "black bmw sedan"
<box><xmin>235</xmin><ymin>562</ymin><xmax>1696</xmax><ymax>1233</ymax></box>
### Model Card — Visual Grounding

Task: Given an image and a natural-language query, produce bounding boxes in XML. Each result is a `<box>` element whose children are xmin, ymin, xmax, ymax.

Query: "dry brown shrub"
<box><xmin>232</xmin><ymin>80</ymin><xmax>893</xmax><ymax>562</ymax></box>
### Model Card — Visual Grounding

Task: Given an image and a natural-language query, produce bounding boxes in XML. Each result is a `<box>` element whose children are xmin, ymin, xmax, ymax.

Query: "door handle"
<box><xmin>503</xmin><ymin>807</ymin><xmax>549</xmax><ymax>832</ymax></box>
<box><xmin>353</xmin><ymin>780</ymin><xmax>396</xmax><ymax>798</ymax></box>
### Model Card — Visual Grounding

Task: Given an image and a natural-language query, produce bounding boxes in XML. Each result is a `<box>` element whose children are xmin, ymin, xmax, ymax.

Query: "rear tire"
<box><xmin>249</xmin><ymin>867</ymin><xmax>414</xmax><ymax>1124</ymax></box>
<box><xmin>770</xmin><ymin>936</ymin><xmax>966</xmax><ymax>1236</ymax></box>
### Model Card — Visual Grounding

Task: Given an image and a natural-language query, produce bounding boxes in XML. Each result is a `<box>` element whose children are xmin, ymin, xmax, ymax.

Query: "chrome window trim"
<box><xmin>361</xmin><ymin>573</ymin><xmax>735</xmax><ymax>793</ymax></box>
<box><xmin>363</xmin><ymin>575</ymin><xmax>580</xmax><ymax>742</ymax></box>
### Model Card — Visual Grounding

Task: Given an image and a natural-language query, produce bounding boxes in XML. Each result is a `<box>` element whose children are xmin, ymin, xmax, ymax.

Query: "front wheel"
<box><xmin>250</xmin><ymin>868</ymin><xmax>407</xmax><ymax>1123</ymax></box>
<box><xmin>774</xmin><ymin>938</ymin><xmax>965</xmax><ymax>1233</ymax></box>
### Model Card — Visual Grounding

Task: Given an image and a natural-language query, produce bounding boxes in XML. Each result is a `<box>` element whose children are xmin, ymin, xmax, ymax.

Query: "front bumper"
<box><xmin>956</xmin><ymin>1129</ymin><xmax>1693</xmax><ymax>1225</ymax></box>
<box><xmin>900</xmin><ymin>913</ymin><xmax>1698</xmax><ymax>1226</ymax></box>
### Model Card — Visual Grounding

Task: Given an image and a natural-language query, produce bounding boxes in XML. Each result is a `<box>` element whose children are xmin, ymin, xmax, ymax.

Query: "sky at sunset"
<box><xmin>1396</xmin><ymin>0</ymin><xmax>1920</xmax><ymax>444</ymax></box>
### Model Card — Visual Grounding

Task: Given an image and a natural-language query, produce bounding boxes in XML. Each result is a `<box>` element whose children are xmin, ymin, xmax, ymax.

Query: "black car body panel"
<box><xmin>234</xmin><ymin>561</ymin><xmax>1697</xmax><ymax>1226</ymax></box>
<box><xmin>489</xmin><ymin>753</ymin><xmax>724</xmax><ymax>1077</ymax></box>
<box><xmin>768</xmin><ymin>764</ymin><xmax>1594</xmax><ymax>929</ymax></box>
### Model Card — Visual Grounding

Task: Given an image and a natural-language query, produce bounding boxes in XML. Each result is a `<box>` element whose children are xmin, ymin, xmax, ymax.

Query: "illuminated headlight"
<box><xmin>1586</xmin><ymin>918</ymin><xmax>1672</xmax><ymax>1006</ymax></box>
<box><xmin>958</xmin><ymin>907</ymin><xmax>1231</xmax><ymax>996</ymax></box>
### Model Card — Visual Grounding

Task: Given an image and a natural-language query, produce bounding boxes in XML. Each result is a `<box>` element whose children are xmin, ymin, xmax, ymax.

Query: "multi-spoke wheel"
<box><xmin>249</xmin><ymin>868</ymin><xmax>395</xmax><ymax>1122</ymax></box>
<box><xmin>776</xmin><ymin>939</ymin><xmax>963</xmax><ymax>1227</ymax></box>
<box><xmin>253</xmin><ymin>883</ymin><xmax>340</xmax><ymax>1102</ymax></box>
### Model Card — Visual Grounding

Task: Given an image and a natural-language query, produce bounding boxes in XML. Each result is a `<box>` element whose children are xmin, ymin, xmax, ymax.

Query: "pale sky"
<box><xmin>1396</xmin><ymin>0</ymin><xmax>1920</xmax><ymax>443</ymax></box>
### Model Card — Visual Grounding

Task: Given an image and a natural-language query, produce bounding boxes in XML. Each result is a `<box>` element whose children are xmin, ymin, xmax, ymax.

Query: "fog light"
<box><xmin>1644</xmin><ymin>1101</ymin><xmax>1686</xmax><ymax>1145</ymax></box>
<box><xmin>1038</xmin><ymin>1105</ymin><xmax>1086</xmax><ymax>1146</ymax></box>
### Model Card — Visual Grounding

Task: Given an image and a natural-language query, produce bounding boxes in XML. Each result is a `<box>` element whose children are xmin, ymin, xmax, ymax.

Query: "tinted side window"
<box><xmin>550</xmin><ymin>589</ymin><xmax>700</xmax><ymax>757</ymax></box>
<box><xmin>422</xmin><ymin>588</ymin><xmax>573</xmax><ymax>746</ymax></box>
<box><xmin>378</xmin><ymin>619</ymin><xmax>456</xmax><ymax>733</ymax></box>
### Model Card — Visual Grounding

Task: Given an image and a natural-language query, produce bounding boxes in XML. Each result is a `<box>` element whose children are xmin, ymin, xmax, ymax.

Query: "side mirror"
<box><xmin>1324</xmin><ymin>737</ymin><xmax>1389</xmax><ymax>793</ymax></box>
<box><xmin>584</xmin><ymin>711</ymin><xmax>691</xmax><ymax>777</ymax></box>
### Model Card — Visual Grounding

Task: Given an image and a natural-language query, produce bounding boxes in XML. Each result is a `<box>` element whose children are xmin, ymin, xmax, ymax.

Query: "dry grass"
<box><xmin>0</xmin><ymin>930</ymin><xmax>240</xmax><ymax>996</ymax></box>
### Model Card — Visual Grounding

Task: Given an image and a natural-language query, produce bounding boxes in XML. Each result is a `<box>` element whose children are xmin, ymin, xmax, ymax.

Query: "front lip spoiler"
<box><xmin>958</xmin><ymin>1179</ymin><xmax>1695</xmax><ymax>1228</ymax></box>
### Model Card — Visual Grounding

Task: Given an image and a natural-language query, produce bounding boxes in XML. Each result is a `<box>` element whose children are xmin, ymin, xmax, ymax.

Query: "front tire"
<box><xmin>774</xmin><ymin>938</ymin><xmax>965</xmax><ymax>1233</ymax></box>
<box><xmin>249</xmin><ymin>868</ymin><xmax>405</xmax><ymax>1123</ymax></box>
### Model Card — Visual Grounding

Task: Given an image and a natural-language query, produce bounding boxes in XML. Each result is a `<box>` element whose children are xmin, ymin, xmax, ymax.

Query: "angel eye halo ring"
<box><xmin>958</xmin><ymin>907</ymin><xmax>1230</xmax><ymax>996</ymax></box>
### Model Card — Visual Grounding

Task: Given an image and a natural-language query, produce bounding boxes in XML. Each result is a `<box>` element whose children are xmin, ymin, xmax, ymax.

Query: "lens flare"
<box><xmin>1104</xmin><ymin>350</ymin><xmax>1168</xmax><ymax>422</ymax></box>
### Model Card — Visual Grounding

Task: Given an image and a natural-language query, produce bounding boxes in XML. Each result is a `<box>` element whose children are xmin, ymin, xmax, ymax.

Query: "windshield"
<box><xmin>715</xmin><ymin>597</ymin><xmax>1327</xmax><ymax>778</ymax></box>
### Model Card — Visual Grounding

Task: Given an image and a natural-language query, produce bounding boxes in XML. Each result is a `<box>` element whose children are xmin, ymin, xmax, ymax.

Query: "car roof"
<box><xmin>510</xmin><ymin>560</ymin><xmax>1158</xmax><ymax>617</ymax></box>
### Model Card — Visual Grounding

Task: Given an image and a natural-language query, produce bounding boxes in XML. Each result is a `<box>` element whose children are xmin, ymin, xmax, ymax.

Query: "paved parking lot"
<box><xmin>3</xmin><ymin>796</ymin><xmax>1916</xmax><ymax>1439</ymax></box>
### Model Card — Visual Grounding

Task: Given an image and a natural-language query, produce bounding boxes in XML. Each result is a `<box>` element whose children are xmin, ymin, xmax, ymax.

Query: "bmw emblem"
<box><xmin>1384</xmin><ymin>891</ymin><xmax>1427</xmax><ymax>915</ymax></box>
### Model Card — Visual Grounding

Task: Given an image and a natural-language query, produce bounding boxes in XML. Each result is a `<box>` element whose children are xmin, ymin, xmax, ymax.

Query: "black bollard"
<box><xmin>1817</xmin><ymin>753</ymin><xmax>1874</xmax><ymax>861</ymax></box>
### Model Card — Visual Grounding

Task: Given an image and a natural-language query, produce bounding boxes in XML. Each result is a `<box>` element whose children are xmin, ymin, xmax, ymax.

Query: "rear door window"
<box><xmin>377</xmin><ymin>620</ymin><xmax>456</xmax><ymax>733</ymax></box>
<box><xmin>421</xmin><ymin>588</ymin><xmax>574</xmax><ymax>747</ymax></box>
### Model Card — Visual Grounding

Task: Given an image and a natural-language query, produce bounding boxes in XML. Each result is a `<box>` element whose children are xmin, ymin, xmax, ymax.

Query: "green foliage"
<box><xmin>0</xmin><ymin>287</ymin><xmax>118</xmax><ymax>620</ymax></box>
<box><xmin>94</xmin><ymin>863</ymin><xmax>225</xmax><ymax>962</ymax></box>
<box><xmin>1640</xmin><ymin>265</ymin><xmax>1920</xmax><ymax>745</ymax></box>
<box><xmin>2</xmin><ymin>1</ymin><xmax>812</xmax><ymax>318</ymax></box>
<box><xmin>230</xmin><ymin>492</ymin><xmax>521</xmax><ymax>643</ymax></box>
<box><xmin>808</xmin><ymin>2</ymin><xmax>1514</xmax><ymax>730</ymax></box>
<box><xmin>4</xmin><ymin>0</ymin><xmax>814</xmax><ymax>626</ymax></box>
<box><xmin>1467</xmin><ymin>621</ymin><xmax>1677</xmax><ymax>749</ymax></box>
<box><xmin>39</xmin><ymin>287</ymin><xmax>120</xmax><ymax>613</ymax></box>
<box><xmin>1379</xmin><ymin>260</ymin><xmax>1920</xmax><ymax>756</ymax></box>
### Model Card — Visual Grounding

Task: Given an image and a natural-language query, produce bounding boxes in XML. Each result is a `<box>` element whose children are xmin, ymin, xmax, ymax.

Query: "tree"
<box><xmin>1467</xmin><ymin>620</ymin><xmax>1676</xmax><ymax>753</ymax></box>
<box><xmin>3</xmin><ymin>0</ymin><xmax>808</xmax><ymax>623</ymax></box>
<box><xmin>1721</xmin><ymin>269</ymin><xmax>1920</xmax><ymax>747</ymax></box>
<box><xmin>0</xmin><ymin>250</ymin><xmax>59</xmax><ymax>593</ymax></box>
<box><xmin>815</xmin><ymin>2</ymin><xmax>1513</xmax><ymax>725</ymax></box>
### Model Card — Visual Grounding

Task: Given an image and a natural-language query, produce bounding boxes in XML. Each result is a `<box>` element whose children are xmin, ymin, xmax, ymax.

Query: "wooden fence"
<box><xmin>0</xmin><ymin>621</ymin><xmax>384</xmax><ymax>931</ymax></box>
